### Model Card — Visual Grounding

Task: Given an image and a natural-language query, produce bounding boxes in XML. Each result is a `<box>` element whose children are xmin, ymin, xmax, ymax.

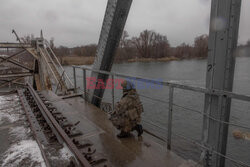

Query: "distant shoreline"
<box><xmin>126</xmin><ymin>57</ymin><xmax>179</xmax><ymax>63</ymax></box>
<box><xmin>60</xmin><ymin>56</ymin><xmax>206</xmax><ymax>66</ymax></box>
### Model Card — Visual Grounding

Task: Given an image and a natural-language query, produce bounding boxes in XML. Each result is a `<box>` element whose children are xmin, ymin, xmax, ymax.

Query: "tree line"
<box><xmin>53</xmin><ymin>30</ymin><xmax>210</xmax><ymax>63</ymax></box>
<box><xmin>2</xmin><ymin>30</ymin><xmax>249</xmax><ymax>64</ymax></box>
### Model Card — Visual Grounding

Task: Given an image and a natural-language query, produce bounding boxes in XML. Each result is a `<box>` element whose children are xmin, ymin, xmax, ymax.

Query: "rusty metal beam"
<box><xmin>0</xmin><ymin>43</ymin><xmax>32</xmax><ymax>48</ymax></box>
<box><xmin>0</xmin><ymin>72</ymin><xmax>32</xmax><ymax>79</ymax></box>
<box><xmin>0</xmin><ymin>49</ymin><xmax>26</xmax><ymax>64</ymax></box>
<box><xmin>0</xmin><ymin>56</ymin><xmax>33</xmax><ymax>71</ymax></box>
<box><xmin>17</xmin><ymin>90</ymin><xmax>51</xmax><ymax>167</ymax></box>
<box><xmin>11</xmin><ymin>30</ymin><xmax>39</xmax><ymax>59</ymax></box>
<box><xmin>26</xmin><ymin>83</ymin><xmax>91</xmax><ymax>167</ymax></box>
<box><xmin>0</xmin><ymin>79</ymin><xmax>25</xmax><ymax>86</ymax></box>
<box><xmin>0</xmin><ymin>76</ymin><xmax>25</xmax><ymax>88</ymax></box>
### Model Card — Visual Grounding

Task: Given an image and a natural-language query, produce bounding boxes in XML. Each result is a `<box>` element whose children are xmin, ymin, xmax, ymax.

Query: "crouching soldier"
<box><xmin>110</xmin><ymin>80</ymin><xmax>144</xmax><ymax>138</ymax></box>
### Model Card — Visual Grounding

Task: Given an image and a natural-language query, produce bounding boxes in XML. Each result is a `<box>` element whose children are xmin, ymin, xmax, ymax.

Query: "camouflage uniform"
<box><xmin>110</xmin><ymin>81</ymin><xmax>143</xmax><ymax>136</ymax></box>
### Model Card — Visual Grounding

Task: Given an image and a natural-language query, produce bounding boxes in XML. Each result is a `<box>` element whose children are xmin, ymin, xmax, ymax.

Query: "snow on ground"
<box><xmin>58</xmin><ymin>144</ymin><xmax>74</xmax><ymax>160</ymax></box>
<box><xmin>0</xmin><ymin>108</ymin><xmax>22</xmax><ymax>125</ymax></box>
<box><xmin>1</xmin><ymin>140</ymin><xmax>45</xmax><ymax>167</ymax></box>
<box><xmin>1</xmin><ymin>94</ymin><xmax>74</xmax><ymax>166</ymax></box>
<box><xmin>0</xmin><ymin>95</ymin><xmax>24</xmax><ymax>125</ymax></box>
<box><xmin>0</xmin><ymin>95</ymin><xmax>45</xmax><ymax>167</ymax></box>
<box><xmin>50</xmin><ymin>143</ymin><xmax>74</xmax><ymax>161</ymax></box>
<box><xmin>0</xmin><ymin>55</ymin><xmax>8</xmax><ymax>58</ymax></box>
<box><xmin>9</xmin><ymin>126</ymin><xmax>31</xmax><ymax>141</ymax></box>
<box><xmin>1</xmin><ymin>124</ymin><xmax>46</xmax><ymax>167</ymax></box>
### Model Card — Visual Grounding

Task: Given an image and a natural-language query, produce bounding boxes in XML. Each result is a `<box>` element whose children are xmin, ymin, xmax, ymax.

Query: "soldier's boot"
<box><xmin>134</xmin><ymin>124</ymin><xmax>143</xmax><ymax>137</ymax></box>
<box><xmin>117</xmin><ymin>131</ymin><xmax>130</xmax><ymax>138</ymax></box>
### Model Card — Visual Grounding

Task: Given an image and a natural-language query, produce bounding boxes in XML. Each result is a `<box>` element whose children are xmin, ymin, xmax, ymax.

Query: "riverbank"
<box><xmin>60</xmin><ymin>56</ymin><xmax>202</xmax><ymax>65</ymax></box>
<box><xmin>61</xmin><ymin>56</ymin><xmax>95</xmax><ymax>65</ymax></box>
<box><xmin>60</xmin><ymin>55</ymin><xmax>208</xmax><ymax>65</ymax></box>
<box><xmin>126</xmin><ymin>56</ymin><xmax>180</xmax><ymax>63</ymax></box>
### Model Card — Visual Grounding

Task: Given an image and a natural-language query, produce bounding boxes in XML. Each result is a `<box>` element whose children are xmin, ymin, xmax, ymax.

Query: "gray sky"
<box><xmin>0</xmin><ymin>0</ymin><xmax>249</xmax><ymax>47</ymax></box>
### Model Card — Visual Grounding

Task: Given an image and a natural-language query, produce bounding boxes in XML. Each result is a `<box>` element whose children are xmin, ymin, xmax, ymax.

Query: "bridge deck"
<box><xmin>42</xmin><ymin>90</ymin><xmax>196</xmax><ymax>167</ymax></box>
<box><xmin>0</xmin><ymin>90</ymin><xmax>197</xmax><ymax>166</ymax></box>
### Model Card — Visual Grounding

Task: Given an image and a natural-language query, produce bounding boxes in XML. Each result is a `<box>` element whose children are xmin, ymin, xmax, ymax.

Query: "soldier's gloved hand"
<box><xmin>108</xmin><ymin>111</ymin><xmax>115</xmax><ymax>120</ymax></box>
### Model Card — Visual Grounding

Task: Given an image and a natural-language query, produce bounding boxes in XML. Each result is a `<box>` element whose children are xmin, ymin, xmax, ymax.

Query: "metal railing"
<box><xmin>72</xmin><ymin>65</ymin><xmax>250</xmax><ymax>167</ymax></box>
<box><xmin>39</xmin><ymin>47</ymin><xmax>60</xmax><ymax>86</ymax></box>
<box><xmin>43</xmin><ymin>40</ymin><xmax>74</xmax><ymax>90</ymax></box>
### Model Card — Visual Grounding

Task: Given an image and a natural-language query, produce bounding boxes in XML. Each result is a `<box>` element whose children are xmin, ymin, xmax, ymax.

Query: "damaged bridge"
<box><xmin>0</xmin><ymin>30</ymin><xmax>73</xmax><ymax>94</ymax></box>
<box><xmin>0</xmin><ymin>0</ymin><xmax>250</xmax><ymax>167</ymax></box>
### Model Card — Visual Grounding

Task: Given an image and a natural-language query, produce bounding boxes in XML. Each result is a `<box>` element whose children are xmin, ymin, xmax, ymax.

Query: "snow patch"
<box><xmin>59</xmin><ymin>144</ymin><xmax>74</xmax><ymax>160</ymax></box>
<box><xmin>0</xmin><ymin>111</ymin><xmax>21</xmax><ymax>124</ymax></box>
<box><xmin>1</xmin><ymin>140</ymin><xmax>45</xmax><ymax>167</ymax></box>
<box><xmin>0</xmin><ymin>95</ymin><xmax>19</xmax><ymax>103</ymax></box>
<box><xmin>0</xmin><ymin>102</ymin><xmax>21</xmax><ymax>110</ymax></box>
<box><xmin>50</xmin><ymin>144</ymin><xmax>74</xmax><ymax>161</ymax></box>
<box><xmin>0</xmin><ymin>95</ymin><xmax>24</xmax><ymax>125</ymax></box>
<box><xmin>1</xmin><ymin>95</ymin><xmax>46</xmax><ymax>167</ymax></box>
<box><xmin>9</xmin><ymin>126</ymin><xmax>31</xmax><ymax>141</ymax></box>
<box><xmin>0</xmin><ymin>54</ymin><xmax>8</xmax><ymax>58</ymax></box>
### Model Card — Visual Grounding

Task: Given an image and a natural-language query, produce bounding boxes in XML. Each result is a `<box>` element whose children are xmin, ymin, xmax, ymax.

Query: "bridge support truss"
<box><xmin>89</xmin><ymin>0</ymin><xmax>133</xmax><ymax>107</ymax></box>
<box><xmin>0</xmin><ymin>31</ymin><xmax>73</xmax><ymax>94</ymax></box>
<box><xmin>202</xmin><ymin>0</ymin><xmax>242</xmax><ymax>166</ymax></box>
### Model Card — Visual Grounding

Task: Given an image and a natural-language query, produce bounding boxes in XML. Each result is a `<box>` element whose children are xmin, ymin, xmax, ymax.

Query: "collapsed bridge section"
<box><xmin>0</xmin><ymin>30</ymin><xmax>73</xmax><ymax>95</ymax></box>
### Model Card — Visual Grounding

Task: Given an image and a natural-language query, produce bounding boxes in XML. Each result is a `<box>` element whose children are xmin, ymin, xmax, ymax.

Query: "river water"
<box><xmin>64</xmin><ymin>57</ymin><xmax>250</xmax><ymax>166</ymax></box>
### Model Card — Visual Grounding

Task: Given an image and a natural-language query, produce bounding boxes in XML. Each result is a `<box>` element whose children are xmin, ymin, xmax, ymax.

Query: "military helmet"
<box><xmin>121</xmin><ymin>80</ymin><xmax>135</xmax><ymax>91</ymax></box>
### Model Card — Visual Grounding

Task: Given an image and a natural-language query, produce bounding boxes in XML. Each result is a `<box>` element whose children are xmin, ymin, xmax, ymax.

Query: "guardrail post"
<box><xmin>83</xmin><ymin>69</ymin><xmax>87</xmax><ymax>100</ymax></box>
<box><xmin>112</xmin><ymin>75</ymin><xmax>115</xmax><ymax>110</ymax></box>
<box><xmin>73</xmin><ymin>67</ymin><xmax>77</xmax><ymax>93</ymax></box>
<box><xmin>167</xmin><ymin>86</ymin><xmax>174</xmax><ymax>150</ymax></box>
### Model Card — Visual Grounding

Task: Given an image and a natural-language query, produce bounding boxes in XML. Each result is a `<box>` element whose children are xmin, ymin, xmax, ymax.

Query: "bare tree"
<box><xmin>132</xmin><ymin>30</ymin><xmax>155</xmax><ymax>58</ymax></box>
<box><xmin>152</xmin><ymin>33</ymin><xmax>170</xmax><ymax>58</ymax></box>
<box><xmin>120</xmin><ymin>30</ymin><xmax>129</xmax><ymax>48</ymax></box>
<box><xmin>82</xmin><ymin>44</ymin><xmax>97</xmax><ymax>57</ymax></box>
<box><xmin>132</xmin><ymin>30</ymin><xmax>170</xmax><ymax>58</ymax></box>
<box><xmin>174</xmin><ymin>43</ymin><xmax>193</xmax><ymax>58</ymax></box>
<box><xmin>194</xmin><ymin>34</ymin><xmax>208</xmax><ymax>58</ymax></box>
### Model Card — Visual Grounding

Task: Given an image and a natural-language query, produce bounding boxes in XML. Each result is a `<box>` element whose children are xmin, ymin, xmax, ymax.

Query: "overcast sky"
<box><xmin>0</xmin><ymin>0</ymin><xmax>249</xmax><ymax>47</ymax></box>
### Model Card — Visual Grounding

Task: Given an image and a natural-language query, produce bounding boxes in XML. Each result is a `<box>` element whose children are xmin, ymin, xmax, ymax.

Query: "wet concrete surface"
<box><xmin>42</xmin><ymin>90</ymin><xmax>197</xmax><ymax>167</ymax></box>
<box><xmin>0</xmin><ymin>91</ymin><xmax>198</xmax><ymax>166</ymax></box>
